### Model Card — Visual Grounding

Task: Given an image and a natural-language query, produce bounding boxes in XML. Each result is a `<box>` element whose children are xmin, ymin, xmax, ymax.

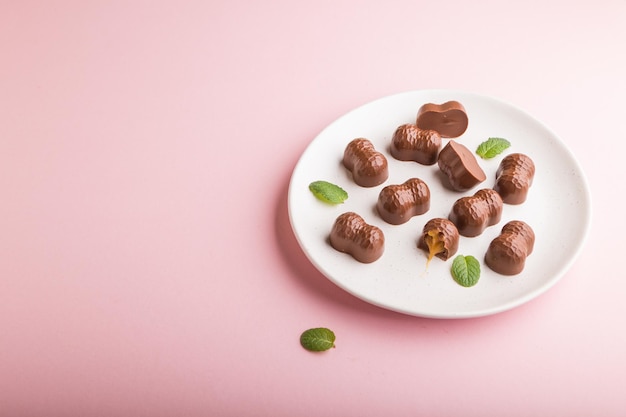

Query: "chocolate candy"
<box><xmin>342</xmin><ymin>138</ymin><xmax>389</xmax><ymax>187</ymax></box>
<box><xmin>376</xmin><ymin>178</ymin><xmax>430</xmax><ymax>225</ymax></box>
<box><xmin>485</xmin><ymin>221</ymin><xmax>535</xmax><ymax>275</ymax></box>
<box><xmin>417</xmin><ymin>218</ymin><xmax>459</xmax><ymax>262</ymax></box>
<box><xmin>390</xmin><ymin>124</ymin><xmax>441</xmax><ymax>165</ymax></box>
<box><xmin>329</xmin><ymin>212</ymin><xmax>385</xmax><ymax>263</ymax></box>
<box><xmin>437</xmin><ymin>140</ymin><xmax>486</xmax><ymax>191</ymax></box>
<box><xmin>448</xmin><ymin>189</ymin><xmax>503</xmax><ymax>237</ymax></box>
<box><xmin>416</xmin><ymin>101</ymin><xmax>469</xmax><ymax>138</ymax></box>
<box><xmin>494</xmin><ymin>153</ymin><xmax>535</xmax><ymax>204</ymax></box>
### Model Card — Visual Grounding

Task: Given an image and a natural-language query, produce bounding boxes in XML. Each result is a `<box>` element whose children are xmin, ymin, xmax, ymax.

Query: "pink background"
<box><xmin>0</xmin><ymin>1</ymin><xmax>622</xmax><ymax>416</ymax></box>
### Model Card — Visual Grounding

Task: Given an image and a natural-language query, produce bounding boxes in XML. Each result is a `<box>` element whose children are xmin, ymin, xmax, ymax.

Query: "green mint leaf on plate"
<box><xmin>476</xmin><ymin>137</ymin><xmax>511</xmax><ymax>159</ymax></box>
<box><xmin>300</xmin><ymin>327</ymin><xmax>336</xmax><ymax>352</ymax></box>
<box><xmin>451</xmin><ymin>255</ymin><xmax>481</xmax><ymax>287</ymax></box>
<box><xmin>309</xmin><ymin>181</ymin><xmax>348</xmax><ymax>204</ymax></box>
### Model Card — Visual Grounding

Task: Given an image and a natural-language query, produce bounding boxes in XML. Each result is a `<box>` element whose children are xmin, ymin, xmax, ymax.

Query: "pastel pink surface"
<box><xmin>0</xmin><ymin>1</ymin><xmax>622</xmax><ymax>416</ymax></box>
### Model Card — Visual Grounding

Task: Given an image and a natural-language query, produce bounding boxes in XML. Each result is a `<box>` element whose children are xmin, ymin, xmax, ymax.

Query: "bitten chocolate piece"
<box><xmin>437</xmin><ymin>140</ymin><xmax>486</xmax><ymax>191</ymax></box>
<box><xmin>449</xmin><ymin>189</ymin><xmax>503</xmax><ymax>237</ymax></box>
<box><xmin>417</xmin><ymin>218</ymin><xmax>459</xmax><ymax>262</ymax></box>
<box><xmin>390</xmin><ymin>124</ymin><xmax>441</xmax><ymax>165</ymax></box>
<box><xmin>416</xmin><ymin>101</ymin><xmax>469</xmax><ymax>138</ymax></box>
<box><xmin>494</xmin><ymin>153</ymin><xmax>535</xmax><ymax>204</ymax></box>
<box><xmin>329</xmin><ymin>212</ymin><xmax>385</xmax><ymax>263</ymax></box>
<box><xmin>342</xmin><ymin>138</ymin><xmax>389</xmax><ymax>187</ymax></box>
<box><xmin>377</xmin><ymin>178</ymin><xmax>430</xmax><ymax>225</ymax></box>
<box><xmin>485</xmin><ymin>221</ymin><xmax>535</xmax><ymax>275</ymax></box>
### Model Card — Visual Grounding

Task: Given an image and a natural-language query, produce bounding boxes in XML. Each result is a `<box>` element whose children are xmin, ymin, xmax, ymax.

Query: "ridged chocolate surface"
<box><xmin>416</xmin><ymin>100</ymin><xmax>469</xmax><ymax>138</ymax></box>
<box><xmin>377</xmin><ymin>178</ymin><xmax>430</xmax><ymax>225</ymax></box>
<box><xmin>485</xmin><ymin>220</ymin><xmax>535</xmax><ymax>275</ymax></box>
<box><xmin>417</xmin><ymin>218</ymin><xmax>459</xmax><ymax>261</ymax></box>
<box><xmin>494</xmin><ymin>153</ymin><xmax>535</xmax><ymax>204</ymax></box>
<box><xmin>329</xmin><ymin>212</ymin><xmax>385</xmax><ymax>263</ymax></box>
<box><xmin>437</xmin><ymin>140</ymin><xmax>486</xmax><ymax>191</ymax></box>
<box><xmin>342</xmin><ymin>138</ymin><xmax>389</xmax><ymax>187</ymax></box>
<box><xmin>390</xmin><ymin>124</ymin><xmax>441</xmax><ymax>165</ymax></box>
<box><xmin>449</xmin><ymin>188</ymin><xmax>503</xmax><ymax>237</ymax></box>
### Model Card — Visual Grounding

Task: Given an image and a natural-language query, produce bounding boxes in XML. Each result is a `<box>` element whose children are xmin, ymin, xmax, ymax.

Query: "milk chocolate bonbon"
<box><xmin>494</xmin><ymin>153</ymin><xmax>535</xmax><ymax>204</ymax></box>
<box><xmin>485</xmin><ymin>221</ymin><xmax>535</xmax><ymax>275</ymax></box>
<box><xmin>343</xmin><ymin>138</ymin><xmax>389</xmax><ymax>187</ymax></box>
<box><xmin>376</xmin><ymin>178</ymin><xmax>430</xmax><ymax>225</ymax></box>
<box><xmin>416</xmin><ymin>101</ymin><xmax>469</xmax><ymax>138</ymax></box>
<box><xmin>329</xmin><ymin>212</ymin><xmax>385</xmax><ymax>263</ymax></box>
<box><xmin>449</xmin><ymin>189</ymin><xmax>503</xmax><ymax>237</ymax></box>
<box><xmin>437</xmin><ymin>140</ymin><xmax>486</xmax><ymax>191</ymax></box>
<box><xmin>390</xmin><ymin>124</ymin><xmax>441</xmax><ymax>165</ymax></box>
<box><xmin>417</xmin><ymin>218</ymin><xmax>459</xmax><ymax>262</ymax></box>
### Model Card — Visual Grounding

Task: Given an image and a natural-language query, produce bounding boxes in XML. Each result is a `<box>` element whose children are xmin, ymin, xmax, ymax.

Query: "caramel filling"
<box><xmin>425</xmin><ymin>230</ymin><xmax>445</xmax><ymax>263</ymax></box>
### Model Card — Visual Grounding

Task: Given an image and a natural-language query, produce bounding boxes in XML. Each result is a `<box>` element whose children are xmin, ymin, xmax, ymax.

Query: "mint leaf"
<box><xmin>451</xmin><ymin>255</ymin><xmax>481</xmax><ymax>287</ymax></box>
<box><xmin>300</xmin><ymin>327</ymin><xmax>336</xmax><ymax>351</ymax></box>
<box><xmin>476</xmin><ymin>137</ymin><xmax>511</xmax><ymax>159</ymax></box>
<box><xmin>309</xmin><ymin>181</ymin><xmax>348</xmax><ymax>204</ymax></box>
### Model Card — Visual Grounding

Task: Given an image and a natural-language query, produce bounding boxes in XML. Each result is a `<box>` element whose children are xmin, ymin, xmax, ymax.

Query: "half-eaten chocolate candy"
<box><xmin>437</xmin><ymin>140</ymin><xmax>486</xmax><ymax>192</ymax></box>
<box><xmin>417</xmin><ymin>218</ymin><xmax>459</xmax><ymax>262</ymax></box>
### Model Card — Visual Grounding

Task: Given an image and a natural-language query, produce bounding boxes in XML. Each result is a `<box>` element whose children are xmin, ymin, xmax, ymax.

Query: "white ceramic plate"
<box><xmin>288</xmin><ymin>90</ymin><xmax>591</xmax><ymax>319</ymax></box>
